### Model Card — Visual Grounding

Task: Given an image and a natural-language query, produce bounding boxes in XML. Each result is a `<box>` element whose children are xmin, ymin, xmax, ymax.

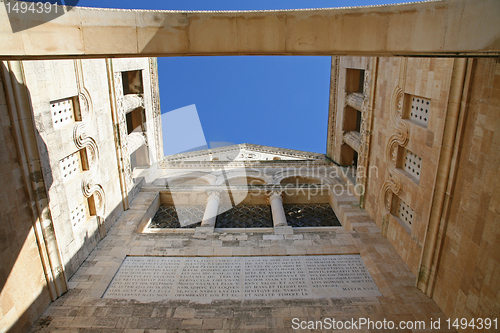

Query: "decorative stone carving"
<box><xmin>113</xmin><ymin>72</ymin><xmax>133</xmax><ymax>192</ymax></box>
<box><xmin>355</xmin><ymin>67</ymin><xmax>374</xmax><ymax>197</ymax></box>
<box><xmin>266</xmin><ymin>189</ymin><xmax>283</xmax><ymax>203</ymax></box>
<box><xmin>73</xmin><ymin>60</ymin><xmax>106</xmax><ymax>238</ymax></box>
<box><xmin>379</xmin><ymin>86</ymin><xmax>410</xmax><ymax>215</ymax></box>
<box><xmin>205</xmin><ymin>190</ymin><xmax>223</xmax><ymax>202</ymax></box>
<box><xmin>149</xmin><ymin>57</ymin><xmax>163</xmax><ymax>162</ymax></box>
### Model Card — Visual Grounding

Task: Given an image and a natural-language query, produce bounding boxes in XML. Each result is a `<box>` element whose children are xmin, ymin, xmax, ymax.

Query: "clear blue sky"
<box><xmin>68</xmin><ymin>0</ymin><xmax>404</xmax><ymax>155</ymax></box>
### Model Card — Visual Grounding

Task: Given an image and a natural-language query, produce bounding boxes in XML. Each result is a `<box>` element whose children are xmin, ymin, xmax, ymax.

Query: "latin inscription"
<box><xmin>103</xmin><ymin>255</ymin><xmax>381</xmax><ymax>301</ymax></box>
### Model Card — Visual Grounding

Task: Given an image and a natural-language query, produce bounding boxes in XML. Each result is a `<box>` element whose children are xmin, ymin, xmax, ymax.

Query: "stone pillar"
<box><xmin>268</xmin><ymin>190</ymin><xmax>288</xmax><ymax>227</ymax></box>
<box><xmin>201</xmin><ymin>190</ymin><xmax>222</xmax><ymax>227</ymax></box>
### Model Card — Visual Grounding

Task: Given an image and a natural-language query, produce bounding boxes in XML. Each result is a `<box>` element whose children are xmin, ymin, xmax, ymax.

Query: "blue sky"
<box><xmin>67</xmin><ymin>0</ymin><xmax>404</xmax><ymax>155</ymax></box>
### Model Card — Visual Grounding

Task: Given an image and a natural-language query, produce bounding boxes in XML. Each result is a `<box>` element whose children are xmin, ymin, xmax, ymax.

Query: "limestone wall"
<box><xmin>22</xmin><ymin>59</ymin><xmax>125</xmax><ymax>278</ymax></box>
<box><xmin>0</xmin><ymin>65</ymin><xmax>52</xmax><ymax>333</ymax></box>
<box><xmin>363</xmin><ymin>57</ymin><xmax>455</xmax><ymax>275</ymax></box>
<box><xmin>431</xmin><ymin>58</ymin><xmax>500</xmax><ymax>320</ymax></box>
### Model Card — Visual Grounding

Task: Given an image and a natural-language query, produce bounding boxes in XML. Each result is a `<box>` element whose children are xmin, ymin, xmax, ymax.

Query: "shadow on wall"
<box><xmin>0</xmin><ymin>62</ymin><xmax>126</xmax><ymax>333</ymax></box>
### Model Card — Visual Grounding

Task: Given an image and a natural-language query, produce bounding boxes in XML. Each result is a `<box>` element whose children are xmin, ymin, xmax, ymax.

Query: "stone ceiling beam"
<box><xmin>1</xmin><ymin>0</ymin><xmax>499</xmax><ymax>59</ymax></box>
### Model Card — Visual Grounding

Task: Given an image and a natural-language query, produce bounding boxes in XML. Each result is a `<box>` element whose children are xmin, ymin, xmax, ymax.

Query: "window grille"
<box><xmin>395</xmin><ymin>198</ymin><xmax>414</xmax><ymax>228</ymax></box>
<box><xmin>216</xmin><ymin>205</ymin><xmax>272</xmax><ymax>228</ymax></box>
<box><xmin>50</xmin><ymin>97</ymin><xmax>80</xmax><ymax>129</ymax></box>
<box><xmin>149</xmin><ymin>205</ymin><xmax>204</xmax><ymax>229</ymax></box>
<box><xmin>402</xmin><ymin>149</ymin><xmax>422</xmax><ymax>181</ymax></box>
<box><xmin>283</xmin><ymin>203</ymin><xmax>341</xmax><ymax>227</ymax></box>
<box><xmin>70</xmin><ymin>203</ymin><xmax>87</xmax><ymax>227</ymax></box>
<box><xmin>408</xmin><ymin>96</ymin><xmax>430</xmax><ymax>128</ymax></box>
<box><xmin>60</xmin><ymin>151</ymin><xmax>83</xmax><ymax>181</ymax></box>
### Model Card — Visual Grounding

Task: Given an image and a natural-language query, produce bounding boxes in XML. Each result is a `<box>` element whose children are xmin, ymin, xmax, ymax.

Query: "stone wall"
<box><xmin>22</xmin><ymin>59</ymin><xmax>126</xmax><ymax>278</ymax></box>
<box><xmin>431</xmin><ymin>58</ymin><xmax>500</xmax><ymax>320</ymax></box>
<box><xmin>363</xmin><ymin>57</ymin><xmax>455</xmax><ymax>275</ymax></box>
<box><xmin>0</xmin><ymin>64</ymin><xmax>52</xmax><ymax>332</ymax></box>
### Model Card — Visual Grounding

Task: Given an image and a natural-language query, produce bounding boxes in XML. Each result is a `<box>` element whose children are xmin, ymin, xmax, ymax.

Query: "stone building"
<box><xmin>0</xmin><ymin>58</ymin><xmax>163</xmax><ymax>332</ymax></box>
<box><xmin>1</xmin><ymin>1</ymin><xmax>499</xmax><ymax>332</ymax></box>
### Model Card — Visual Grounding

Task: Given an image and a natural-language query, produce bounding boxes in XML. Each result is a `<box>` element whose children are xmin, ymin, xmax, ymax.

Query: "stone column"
<box><xmin>268</xmin><ymin>190</ymin><xmax>288</xmax><ymax>227</ymax></box>
<box><xmin>201</xmin><ymin>190</ymin><xmax>222</xmax><ymax>227</ymax></box>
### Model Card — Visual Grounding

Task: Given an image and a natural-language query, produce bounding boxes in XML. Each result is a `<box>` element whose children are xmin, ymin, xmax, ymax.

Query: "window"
<box><xmin>50</xmin><ymin>96</ymin><xmax>81</xmax><ymax>129</ymax></box>
<box><xmin>70</xmin><ymin>202</ymin><xmax>89</xmax><ymax>227</ymax></box>
<box><xmin>345</xmin><ymin>68</ymin><xmax>365</xmax><ymax>94</ymax></box>
<box><xmin>59</xmin><ymin>149</ymin><xmax>88</xmax><ymax>181</ymax></box>
<box><xmin>216</xmin><ymin>205</ymin><xmax>272</xmax><ymax>228</ymax></box>
<box><xmin>392</xmin><ymin>197</ymin><xmax>414</xmax><ymax>232</ymax></box>
<box><xmin>149</xmin><ymin>205</ymin><xmax>205</xmax><ymax>229</ymax></box>
<box><xmin>122</xmin><ymin>70</ymin><xmax>143</xmax><ymax>95</ymax></box>
<box><xmin>397</xmin><ymin>147</ymin><xmax>422</xmax><ymax>183</ymax></box>
<box><xmin>404</xmin><ymin>94</ymin><xmax>430</xmax><ymax>128</ymax></box>
<box><xmin>283</xmin><ymin>203</ymin><xmax>341</xmax><ymax>227</ymax></box>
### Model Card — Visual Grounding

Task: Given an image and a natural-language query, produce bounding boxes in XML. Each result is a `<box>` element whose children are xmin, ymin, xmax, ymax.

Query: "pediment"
<box><xmin>163</xmin><ymin>143</ymin><xmax>325</xmax><ymax>162</ymax></box>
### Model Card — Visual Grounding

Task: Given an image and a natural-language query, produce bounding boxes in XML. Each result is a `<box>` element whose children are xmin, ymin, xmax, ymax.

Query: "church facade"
<box><xmin>0</xmin><ymin>9</ymin><xmax>499</xmax><ymax>330</ymax></box>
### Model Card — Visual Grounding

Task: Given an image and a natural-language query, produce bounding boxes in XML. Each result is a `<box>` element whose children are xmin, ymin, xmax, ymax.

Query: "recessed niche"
<box><xmin>50</xmin><ymin>96</ymin><xmax>81</xmax><ymax>129</ymax></box>
<box><xmin>404</xmin><ymin>94</ymin><xmax>430</xmax><ymax>128</ymax></box>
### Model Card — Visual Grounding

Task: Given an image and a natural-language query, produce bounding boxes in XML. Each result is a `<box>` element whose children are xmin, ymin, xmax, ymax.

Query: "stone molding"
<box><xmin>113</xmin><ymin>71</ymin><xmax>133</xmax><ymax>192</ymax></box>
<box><xmin>73</xmin><ymin>60</ymin><xmax>106</xmax><ymax>239</ymax></box>
<box><xmin>356</xmin><ymin>64</ymin><xmax>376</xmax><ymax>201</ymax></box>
<box><xmin>380</xmin><ymin>85</ymin><xmax>410</xmax><ymax>218</ymax></box>
<box><xmin>149</xmin><ymin>57</ymin><xmax>163</xmax><ymax>162</ymax></box>
<box><xmin>163</xmin><ymin>143</ymin><xmax>325</xmax><ymax>162</ymax></box>
<box><xmin>327</xmin><ymin>56</ymin><xmax>340</xmax><ymax>159</ymax></box>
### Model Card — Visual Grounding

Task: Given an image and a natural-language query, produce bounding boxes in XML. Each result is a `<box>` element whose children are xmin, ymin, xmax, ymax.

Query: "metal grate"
<box><xmin>60</xmin><ymin>151</ymin><xmax>83</xmax><ymax>181</ymax></box>
<box><xmin>216</xmin><ymin>205</ymin><xmax>273</xmax><ymax>228</ymax></box>
<box><xmin>409</xmin><ymin>96</ymin><xmax>430</xmax><ymax>128</ymax></box>
<box><xmin>51</xmin><ymin>97</ymin><xmax>78</xmax><ymax>129</ymax></box>
<box><xmin>70</xmin><ymin>203</ymin><xmax>87</xmax><ymax>227</ymax></box>
<box><xmin>396</xmin><ymin>198</ymin><xmax>414</xmax><ymax>228</ymax></box>
<box><xmin>149</xmin><ymin>205</ymin><xmax>204</xmax><ymax>228</ymax></box>
<box><xmin>283</xmin><ymin>204</ymin><xmax>341</xmax><ymax>227</ymax></box>
<box><xmin>403</xmin><ymin>149</ymin><xmax>422</xmax><ymax>181</ymax></box>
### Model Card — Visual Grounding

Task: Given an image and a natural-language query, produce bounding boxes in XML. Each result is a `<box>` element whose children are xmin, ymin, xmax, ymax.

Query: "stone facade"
<box><xmin>327</xmin><ymin>56</ymin><xmax>500</xmax><ymax>325</ymax></box>
<box><xmin>0</xmin><ymin>2</ymin><xmax>498</xmax><ymax>328</ymax></box>
<box><xmin>0</xmin><ymin>58</ymin><xmax>162</xmax><ymax>333</ymax></box>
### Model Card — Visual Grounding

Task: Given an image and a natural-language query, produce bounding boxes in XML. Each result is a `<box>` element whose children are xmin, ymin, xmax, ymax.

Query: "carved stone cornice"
<box><xmin>163</xmin><ymin>143</ymin><xmax>325</xmax><ymax>163</ymax></box>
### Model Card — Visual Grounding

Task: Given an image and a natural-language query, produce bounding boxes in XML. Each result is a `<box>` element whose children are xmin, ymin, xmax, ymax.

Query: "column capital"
<box><xmin>267</xmin><ymin>190</ymin><xmax>283</xmax><ymax>204</ymax></box>
<box><xmin>206</xmin><ymin>190</ymin><xmax>223</xmax><ymax>202</ymax></box>
<box><xmin>267</xmin><ymin>189</ymin><xmax>283</xmax><ymax>199</ymax></box>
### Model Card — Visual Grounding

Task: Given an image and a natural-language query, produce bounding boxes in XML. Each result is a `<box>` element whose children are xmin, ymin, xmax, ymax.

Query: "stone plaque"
<box><xmin>103</xmin><ymin>255</ymin><xmax>381</xmax><ymax>301</ymax></box>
